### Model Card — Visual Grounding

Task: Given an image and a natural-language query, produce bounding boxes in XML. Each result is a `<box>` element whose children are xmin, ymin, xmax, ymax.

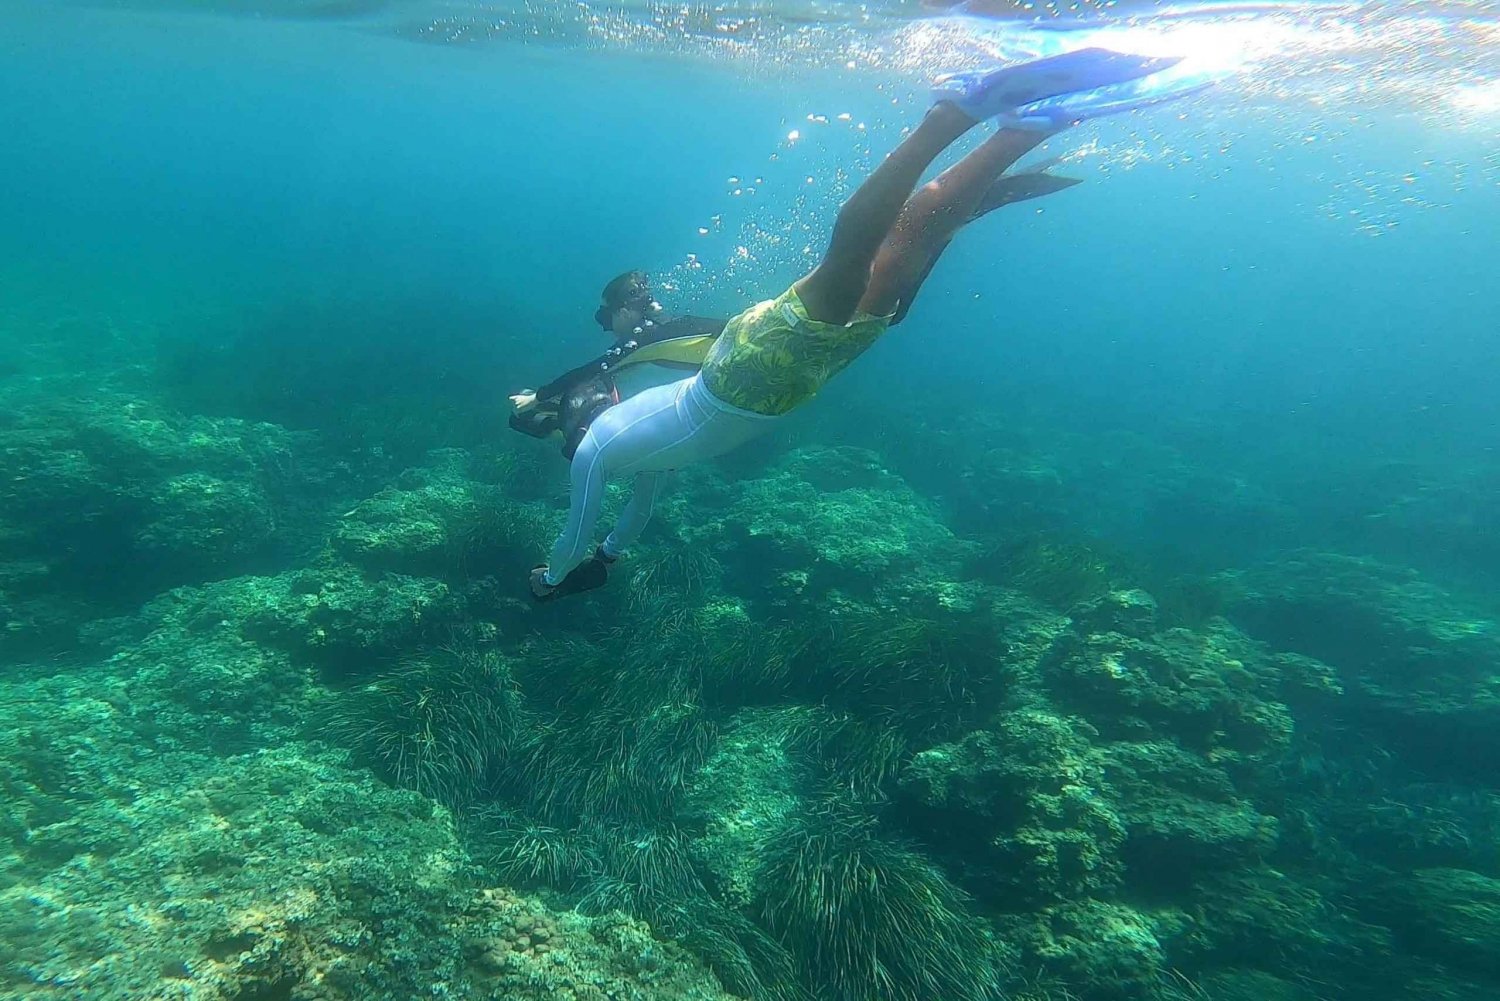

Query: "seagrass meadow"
<box><xmin>3</xmin><ymin>2</ymin><xmax>1499</xmax><ymax>1000</ymax></box>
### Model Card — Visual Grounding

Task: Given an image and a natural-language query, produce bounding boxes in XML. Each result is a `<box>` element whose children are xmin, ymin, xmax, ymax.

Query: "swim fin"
<box><xmin>933</xmin><ymin>47</ymin><xmax>1184</xmax><ymax>122</ymax></box>
<box><xmin>1012</xmin><ymin>71</ymin><xmax>1217</xmax><ymax>130</ymax></box>
<box><xmin>969</xmin><ymin>170</ymin><xmax>1083</xmax><ymax>221</ymax></box>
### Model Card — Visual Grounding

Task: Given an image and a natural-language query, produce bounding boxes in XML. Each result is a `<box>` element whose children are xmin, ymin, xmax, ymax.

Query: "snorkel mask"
<box><xmin>595</xmin><ymin>291</ymin><xmax>662</xmax><ymax>332</ymax></box>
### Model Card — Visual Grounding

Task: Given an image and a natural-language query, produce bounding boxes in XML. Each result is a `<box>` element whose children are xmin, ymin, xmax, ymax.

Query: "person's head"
<box><xmin>595</xmin><ymin>270</ymin><xmax>662</xmax><ymax>338</ymax></box>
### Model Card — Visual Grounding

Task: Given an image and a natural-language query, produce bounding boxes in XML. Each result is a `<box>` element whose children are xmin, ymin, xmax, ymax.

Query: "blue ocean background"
<box><xmin>5</xmin><ymin>1</ymin><xmax>1495</xmax><ymax>586</ymax></box>
<box><xmin>3</xmin><ymin>2</ymin><xmax>1499</xmax><ymax>999</ymax></box>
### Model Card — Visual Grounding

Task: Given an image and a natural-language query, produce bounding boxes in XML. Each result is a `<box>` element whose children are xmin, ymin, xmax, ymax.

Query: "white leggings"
<box><xmin>544</xmin><ymin>373</ymin><xmax>775</xmax><ymax>584</ymax></box>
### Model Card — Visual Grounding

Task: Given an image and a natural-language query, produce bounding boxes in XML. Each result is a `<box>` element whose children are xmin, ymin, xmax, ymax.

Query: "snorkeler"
<box><xmin>509</xmin><ymin>273</ymin><xmax>726</xmax><ymax>460</ymax></box>
<box><xmin>529</xmin><ymin>47</ymin><xmax>1193</xmax><ymax>601</ymax></box>
<box><xmin>512</xmin><ymin>158</ymin><xmax>1076</xmax><ymax>464</ymax></box>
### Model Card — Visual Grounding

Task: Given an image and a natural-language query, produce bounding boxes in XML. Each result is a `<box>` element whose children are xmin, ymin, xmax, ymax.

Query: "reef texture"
<box><xmin>4</xmin><ymin>328</ymin><xmax>1499</xmax><ymax>1001</ymax></box>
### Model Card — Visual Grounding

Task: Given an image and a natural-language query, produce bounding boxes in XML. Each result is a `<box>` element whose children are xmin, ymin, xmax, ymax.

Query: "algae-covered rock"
<box><xmin>0</xmin><ymin>392</ymin><xmax>305</xmax><ymax>569</ymax></box>
<box><xmin>1</xmin><ymin>733</ymin><xmax>743</xmax><ymax>1001</ymax></box>
<box><xmin>1100</xmin><ymin>741</ymin><xmax>1278</xmax><ymax>875</ymax></box>
<box><xmin>1043</xmin><ymin>605</ymin><xmax>1295</xmax><ymax>759</ymax></box>
<box><xmin>460</xmin><ymin>886</ymin><xmax>740</xmax><ymax>1001</ymax></box>
<box><xmin>90</xmin><ymin>560</ymin><xmax>459</xmax><ymax>679</ymax></box>
<box><xmin>0</xmin><ymin>743</ymin><xmax>464</xmax><ymax>1000</ymax></box>
<box><xmin>136</xmin><ymin>470</ymin><xmax>274</xmax><ymax>562</ymax></box>
<box><xmin>900</xmin><ymin>710</ymin><xmax>1126</xmax><ymax>903</ymax></box>
<box><xmin>1231</xmin><ymin>552</ymin><xmax>1500</xmax><ymax>777</ymax></box>
<box><xmin>332</xmin><ymin>448</ymin><xmax>553</xmax><ymax>578</ymax></box>
<box><xmin>1000</xmin><ymin>899</ymin><xmax>1167</xmax><ymax>995</ymax></box>
<box><xmin>0</xmin><ymin>676</ymin><xmax>150</xmax><ymax>885</ymax></box>
<box><xmin>1071</xmin><ymin>588</ymin><xmax>1161</xmax><ymax>639</ymax></box>
<box><xmin>0</xmin><ymin>386</ymin><xmax>340</xmax><ymax>656</ymax></box>
<box><xmin>681</xmin><ymin>708</ymin><xmax>812</xmax><ymax>909</ymax></box>
<box><xmin>112</xmin><ymin>613</ymin><xmax>310</xmax><ymax>752</ymax></box>
<box><xmin>679</xmin><ymin>445</ymin><xmax>974</xmax><ymax>602</ymax></box>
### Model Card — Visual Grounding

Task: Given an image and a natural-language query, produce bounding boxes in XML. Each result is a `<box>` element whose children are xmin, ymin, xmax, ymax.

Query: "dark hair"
<box><xmin>600</xmin><ymin>270</ymin><xmax>651</xmax><ymax>311</ymax></box>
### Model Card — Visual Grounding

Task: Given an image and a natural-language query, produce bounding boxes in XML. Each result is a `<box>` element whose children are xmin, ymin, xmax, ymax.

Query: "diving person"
<box><xmin>518</xmin><ymin>172</ymin><xmax>1077</xmax><ymax>601</ymax></box>
<box><xmin>529</xmin><ymin>47</ymin><xmax>1194</xmax><ymax>601</ymax></box>
<box><xmin>509</xmin><ymin>272</ymin><xmax>726</xmax><ymax>460</ymax></box>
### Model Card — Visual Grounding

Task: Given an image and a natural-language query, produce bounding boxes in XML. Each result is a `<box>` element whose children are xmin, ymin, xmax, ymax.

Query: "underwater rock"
<box><xmin>461</xmin><ymin>885</ymin><xmax>740</xmax><ymax>1001</ymax></box>
<box><xmin>0</xmin><ymin>741</ymin><xmax>465</xmax><ymax>1000</ymax></box>
<box><xmin>1230</xmin><ymin>552</ymin><xmax>1500</xmax><ymax>780</ymax></box>
<box><xmin>899</xmin><ymin>710</ymin><xmax>1127</xmax><ymax>904</ymax></box>
<box><xmin>91</xmin><ymin>560</ymin><xmax>459</xmax><ymax>681</ymax></box>
<box><xmin>241</xmin><ymin>563</ymin><xmax>457</xmax><ymax>670</ymax></box>
<box><xmin>0</xmin><ymin>727</ymin><xmax>741</xmax><ymax>1001</ymax></box>
<box><xmin>678</xmin><ymin>445</ymin><xmax>975</xmax><ymax>603</ymax></box>
<box><xmin>111</xmin><ymin>608</ymin><xmax>310</xmax><ymax>753</ymax></box>
<box><xmin>135</xmin><ymin>471</ymin><xmax>274</xmax><ymax>562</ymax></box>
<box><xmin>1069</xmin><ymin>588</ymin><xmax>1160</xmax><ymax>639</ymax></box>
<box><xmin>0</xmin><ymin>387</ymin><xmax>332</xmax><ymax>651</ymax></box>
<box><xmin>1042</xmin><ymin>606</ymin><xmax>1295</xmax><ymax>759</ymax></box>
<box><xmin>0</xmin><ymin>392</ymin><xmax>299</xmax><ymax>560</ymax></box>
<box><xmin>896</xmin><ymin>598</ymin><xmax>1296</xmax><ymax>968</ymax></box>
<box><xmin>1099</xmin><ymin>740</ymin><xmax>1278</xmax><ymax>877</ymax></box>
<box><xmin>332</xmin><ymin>447</ymin><xmax>553</xmax><ymax>579</ymax></box>
<box><xmin>999</xmin><ymin>898</ymin><xmax>1168</xmax><ymax>995</ymax></box>
<box><xmin>1</xmin><ymin>675</ymin><xmax>149</xmax><ymax>883</ymax></box>
<box><xmin>681</xmin><ymin>708</ymin><xmax>817</xmax><ymax>908</ymax></box>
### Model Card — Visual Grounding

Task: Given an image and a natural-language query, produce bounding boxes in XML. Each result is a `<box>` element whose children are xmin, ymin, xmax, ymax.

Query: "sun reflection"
<box><xmin>1450</xmin><ymin>79</ymin><xmax>1500</xmax><ymax>114</ymax></box>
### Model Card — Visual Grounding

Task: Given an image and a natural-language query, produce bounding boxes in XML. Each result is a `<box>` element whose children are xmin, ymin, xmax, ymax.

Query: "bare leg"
<box><xmin>792</xmin><ymin>102</ymin><xmax>977</xmax><ymax>326</ymax></box>
<box><xmin>860</xmin><ymin>127</ymin><xmax>1049</xmax><ymax>318</ymax></box>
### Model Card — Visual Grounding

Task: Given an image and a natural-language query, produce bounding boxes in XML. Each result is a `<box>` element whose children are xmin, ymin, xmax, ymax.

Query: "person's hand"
<box><xmin>510</xmin><ymin>391</ymin><xmax>538</xmax><ymax>413</ymax></box>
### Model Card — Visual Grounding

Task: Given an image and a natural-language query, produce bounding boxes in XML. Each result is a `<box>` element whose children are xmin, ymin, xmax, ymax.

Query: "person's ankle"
<box><xmin>928</xmin><ymin>99</ymin><xmax>979</xmax><ymax>128</ymax></box>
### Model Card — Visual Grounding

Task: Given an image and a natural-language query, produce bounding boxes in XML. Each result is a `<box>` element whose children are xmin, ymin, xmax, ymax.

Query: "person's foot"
<box><xmin>528</xmin><ymin>558</ymin><xmax>610</xmax><ymax>603</ymax></box>
<box><xmin>932</xmin><ymin>47</ymin><xmax>1182</xmax><ymax>123</ymax></box>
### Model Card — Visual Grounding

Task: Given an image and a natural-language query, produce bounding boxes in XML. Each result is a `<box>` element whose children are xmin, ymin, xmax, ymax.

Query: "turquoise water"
<box><xmin>3</xmin><ymin>2</ymin><xmax>1499</xmax><ymax>999</ymax></box>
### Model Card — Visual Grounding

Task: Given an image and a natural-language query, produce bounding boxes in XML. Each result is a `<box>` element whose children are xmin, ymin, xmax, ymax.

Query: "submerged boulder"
<box><xmin>1043</xmin><ymin>593</ymin><xmax>1295</xmax><ymax>760</ymax></box>
<box><xmin>332</xmin><ymin>448</ymin><xmax>553</xmax><ymax>579</ymax></box>
<box><xmin>676</xmin><ymin>445</ymin><xmax>975</xmax><ymax>604</ymax></box>
<box><xmin>999</xmin><ymin>899</ymin><xmax>1168</xmax><ymax>995</ymax></box>
<box><xmin>1230</xmin><ymin>552</ymin><xmax>1500</xmax><ymax>779</ymax></box>
<box><xmin>900</xmin><ymin>710</ymin><xmax>1126</xmax><ymax>904</ymax></box>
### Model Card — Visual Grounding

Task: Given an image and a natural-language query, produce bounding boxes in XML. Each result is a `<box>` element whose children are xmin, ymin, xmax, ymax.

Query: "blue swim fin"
<box><xmin>1012</xmin><ymin>72</ymin><xmax>1217</xmax><ymax>129</ymax></box>
<box><xmin>933</xmin><ymin>47</ymin><xmax>1185</xmax><ymax>122</ymax></box>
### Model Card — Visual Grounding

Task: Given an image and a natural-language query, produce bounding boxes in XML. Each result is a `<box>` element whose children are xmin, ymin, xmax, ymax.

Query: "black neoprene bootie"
<box><xmin>529</xmin><ymin>558</ymin><xmax>609</xmax><ymax>603</ymax></box>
